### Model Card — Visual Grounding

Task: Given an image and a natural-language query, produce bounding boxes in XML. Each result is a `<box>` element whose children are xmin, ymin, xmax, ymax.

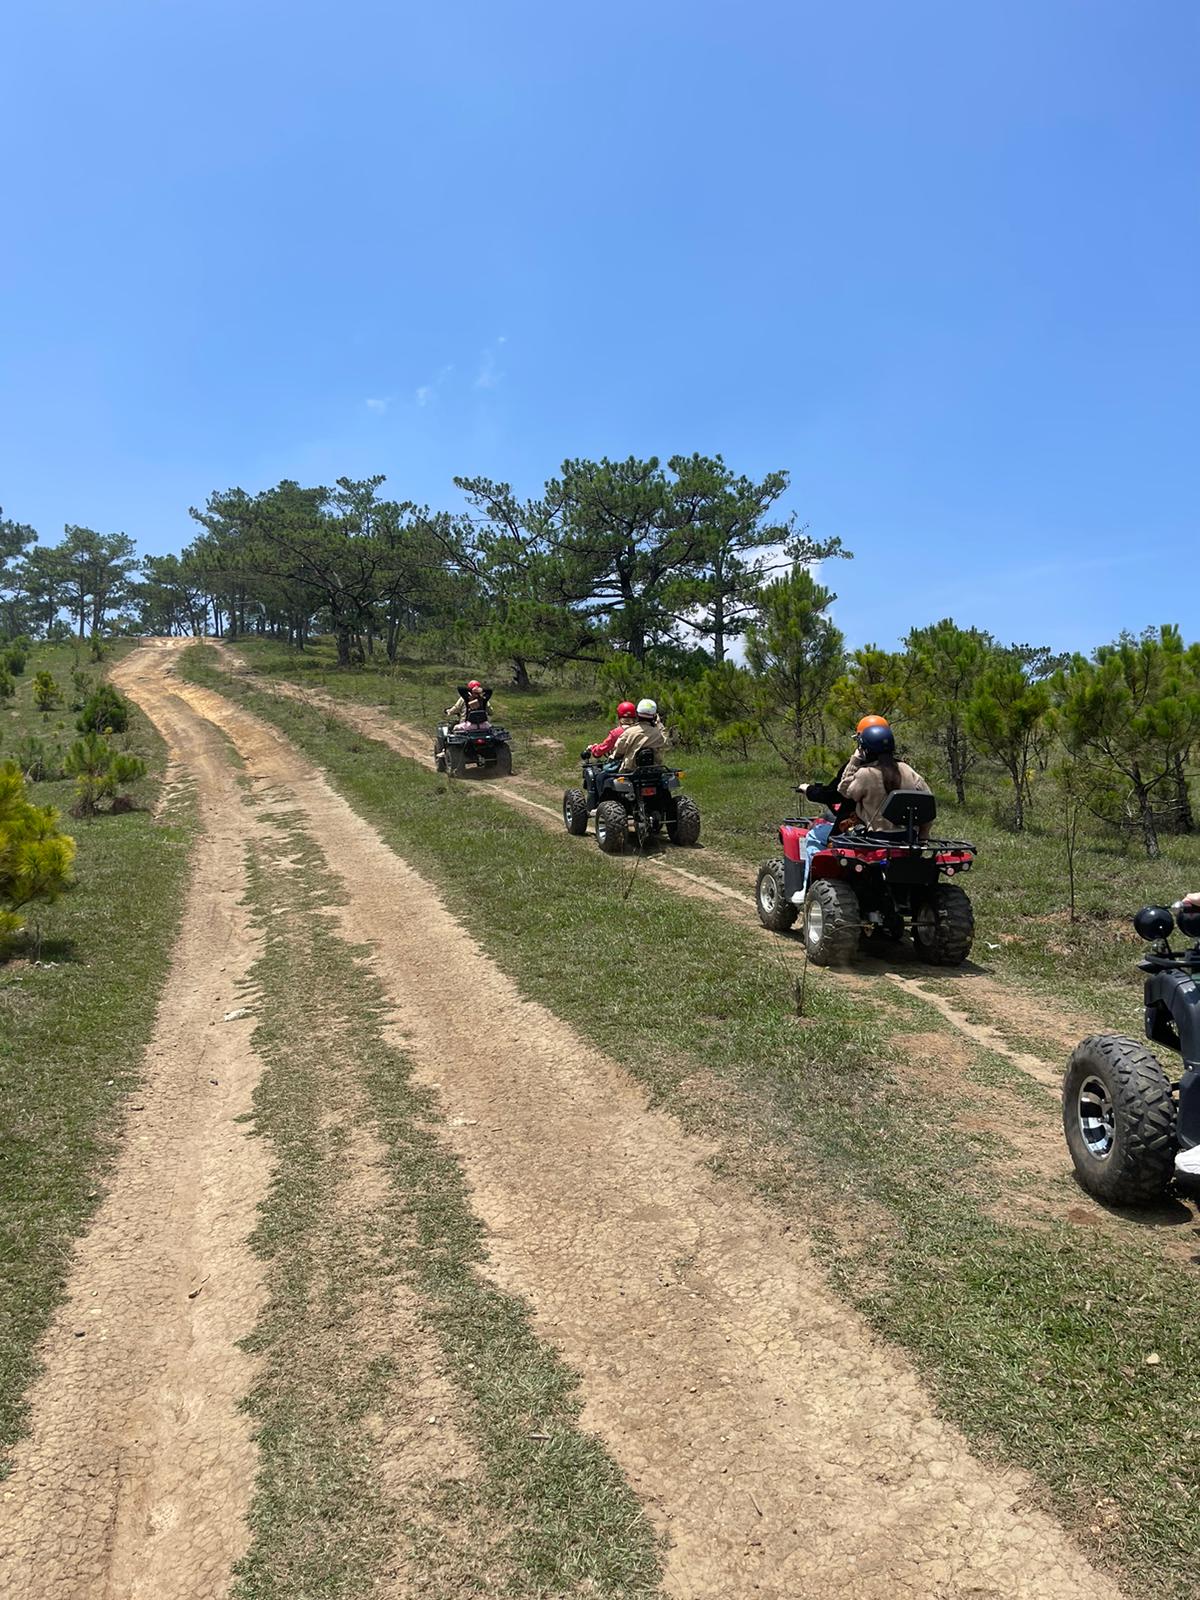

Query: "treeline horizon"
<box><xmin>3</xmin><ymin>454</ymin><xmax>1198</xmax><ymax>858</ymax></box>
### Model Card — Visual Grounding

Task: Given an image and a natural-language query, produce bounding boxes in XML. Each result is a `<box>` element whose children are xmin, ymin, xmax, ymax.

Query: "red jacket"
<box><xmin>589</xmin><ymin>724</ymin><xmax>626</xmax><ymax>758</ymax></box>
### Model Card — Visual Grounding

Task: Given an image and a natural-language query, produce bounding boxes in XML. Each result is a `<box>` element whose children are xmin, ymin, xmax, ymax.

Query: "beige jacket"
<box><xmin>843</xmin><ymin>761</ymin><xmax>930</xmax><ymax>831</ymax></box>
<box><xmin>612</xmin><ymin>720</ymin><xmax>668</xmax><ymax>771</ymax></box>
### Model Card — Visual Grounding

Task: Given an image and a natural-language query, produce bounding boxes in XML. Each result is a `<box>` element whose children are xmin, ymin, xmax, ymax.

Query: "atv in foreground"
<box><xmin>434</xmin><ymin>712</ymin><xmax>513</xmax><ymax>778</ymax></box>
<box><xmin>1062</xmin><ymin>902</ymin><xmax>1200</xmax><ymax>1205</ymax></box>
<box><xmin>562</xmin><ymin>748</ymin><xmax>700</xmax><ymax>853</ymax></box>
<box><xmin>755</xmin><ymin>789</ymin><xmax>976</xmax><ymax>966</ymax></box>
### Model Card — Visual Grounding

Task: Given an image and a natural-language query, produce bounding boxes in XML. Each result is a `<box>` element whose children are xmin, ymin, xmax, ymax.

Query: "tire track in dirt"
<box><xmin>0</xmin><ymin>659</ymin><xmax>272</xmax><ymax>1600</ymax></box>
<box><xmin>154</xmin><ymin>643</ymin><xmax>1123</xmax><ymax>1600</ymax></box>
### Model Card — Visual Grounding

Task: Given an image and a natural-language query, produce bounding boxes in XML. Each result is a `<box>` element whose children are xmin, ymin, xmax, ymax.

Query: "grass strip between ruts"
<box><xmin>182</xmin><ymin>644</ymin><xmax>1200</xmax><ymax>1600</ymax></box>
<box><xmin>234</xmin><ymin>807</ymin><xmax>663</xmax><ymax>1598</ymax></box>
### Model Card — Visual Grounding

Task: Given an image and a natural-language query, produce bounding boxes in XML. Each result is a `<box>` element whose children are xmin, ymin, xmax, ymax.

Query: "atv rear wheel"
<box><xmin>667</xmin><ymin>796</ymin><xmax>701</xmax><ymax>846</ymax></box>
<box><xmin>755</xmin><ymin>859</ymin><xmax>797</xmax><ymax>931</ymax></box>
<box><xmin>563</xmin><ymin>788</ymin><xmax>590</xmax><ymax>835</ymax></box>
<box><xmin>912</xmin><ymin>884</ymin><xmax>974</xmax><ymax>965</ymax></box>
<box><xmin>1063</xmin><ymin>1035</ymin><xmax>1177</xmax><ymax>1204</ymax></box>
<box><xmin>434</xmin><ymin>749</ymin><xmax>446</xmax><ymax>773</ymax></box>
<box><xmin>595</xmin><ymin>800</ymin><xmax>628</xmax><ymax>854</ymax></box>
<box><xmin>804</xmin><ymin>880</ymin><xmax>860</xmax><ymax>966</ymax></box>
<box><xmin>492</xmin><ymin>744</ymin><xmax>513</xmax><ymax>777</ymax></box>
<box><xmin>445</xmin><ymin>745</ymin><xmax>467</xmax><ymax>778</ymax></box>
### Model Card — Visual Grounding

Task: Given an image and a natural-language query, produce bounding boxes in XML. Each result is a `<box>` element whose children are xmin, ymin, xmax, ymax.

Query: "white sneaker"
<box><xmin>1174</xmin><ymin>1145</ymin><xmax>1200</xmax><ymax>1178</ymax></box>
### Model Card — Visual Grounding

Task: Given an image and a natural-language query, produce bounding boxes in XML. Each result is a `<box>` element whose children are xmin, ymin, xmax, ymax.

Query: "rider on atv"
<box><xmin>611</xmin><ymin>699</ymin><xmax>668</xmax><ymax>769</ymax></box>
<box><xmin>587</xmin><ymin>701</ymin><xmax>637</xmax><ymax>760</ymax></box>
<box><xmin>795</xmin><ymin>715</ymin><xmax>888</xmax><ymax>899</ymax></box>
<box><xmin>839</xmin><ymin>723</ymin><xmax>932</xmax><ymax>833</ymax></box>
<box><xmin>447</xmin><ymin>679</ymin><xmax>492</xmax><ymax>731</ymax></box>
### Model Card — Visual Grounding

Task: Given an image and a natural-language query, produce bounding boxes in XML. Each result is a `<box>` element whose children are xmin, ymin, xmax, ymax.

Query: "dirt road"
<box><xmin>1</xmin><ymin>641</ymin><xmax>1126</xmax><ymax>1598</ymax></box>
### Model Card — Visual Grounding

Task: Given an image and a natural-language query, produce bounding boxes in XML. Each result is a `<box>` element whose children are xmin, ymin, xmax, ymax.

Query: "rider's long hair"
<box><xmin>878</xmin><ymin>755</ymin><xmax>904</xmax><ymax>793</ymax></box>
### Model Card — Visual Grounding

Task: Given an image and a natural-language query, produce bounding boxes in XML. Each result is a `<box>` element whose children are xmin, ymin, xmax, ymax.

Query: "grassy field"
<box><xmin>228</xmin><ymin>634</ymin><xmax>1200</xmax><ymax>1022</ymax></box>
<box><xmin>183</xmin><ymin>640</ymin><xmax>1200</xmax><ymax>1600</ymax></box>
<box><xmin>0</xmin><ymin>642</ymin><xmax>194</xmax><ymax>1468</ymax></box>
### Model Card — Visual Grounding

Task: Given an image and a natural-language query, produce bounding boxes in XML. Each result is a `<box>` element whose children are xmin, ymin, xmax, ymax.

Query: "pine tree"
<box><xmin>0</xmin><ymin>763</ymin><xmax>75</xmax><ymax>952</ymax></box>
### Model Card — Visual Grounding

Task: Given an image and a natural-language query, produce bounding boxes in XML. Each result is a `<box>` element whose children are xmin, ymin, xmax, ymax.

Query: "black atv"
<box><xmin>433</xmin><ymin>709</ymin><xmax>513</xmax><ymax>778</ymax></box>
<box><xmin>1063</xmin><ymin>901</ymin><xmax>1200</xmax><ymax>1204</ymax></box>
<box><xmin>562</xmin><ymin>747</ymin><xmax>700</xmax><ymax>853</ymax></box>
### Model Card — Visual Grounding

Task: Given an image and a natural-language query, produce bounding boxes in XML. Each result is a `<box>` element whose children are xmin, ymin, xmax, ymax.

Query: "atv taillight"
<box><xmin>642</xmin><ymin>787</ymin><xmax>656</xmax><ymax>796</ymax></box>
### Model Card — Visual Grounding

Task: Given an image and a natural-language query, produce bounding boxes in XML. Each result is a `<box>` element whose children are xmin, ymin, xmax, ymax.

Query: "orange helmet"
<box><xmin>856</xmin><ymin>714</ymin><xmax>889</xmax><ymax>733</ymax></box>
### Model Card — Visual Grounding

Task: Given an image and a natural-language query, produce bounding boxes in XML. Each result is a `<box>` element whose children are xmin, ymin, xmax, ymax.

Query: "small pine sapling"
<box><xmin>64</xmin><ymin>734</ymin><xmax>146</xmax><ymax>816</ymax></box>
<box><xmin>0</xmin><ymin>763</ymin><xmax>76</xmax><ymax>954</ymax></box>
<box><xmin>75</xmin><ymin>683</ymin><xmax>132</xmax><ymax>736</ymax></box>
<box><xmin>32</xmin><ymin>671</ymin><xmax>62</xmax><ymax>719</ymax></box>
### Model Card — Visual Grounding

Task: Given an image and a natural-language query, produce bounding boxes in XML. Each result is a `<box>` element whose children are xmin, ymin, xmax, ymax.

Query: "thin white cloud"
<box><xmin>364</xmin><ymin>396</ymin><xmax>390</xmax><ymax>413</ymax></box>
<box><xmin>475</xmin><ymin>348</ymin><xmax>501</xmax><ymax>389</ymax></box>
<box><xmin>415</xmin><ymin>386</ymin><xmax>432</xmax><ymax>407</ymax></box>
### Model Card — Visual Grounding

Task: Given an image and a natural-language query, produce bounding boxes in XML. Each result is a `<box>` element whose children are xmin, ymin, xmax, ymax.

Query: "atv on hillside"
<box><xmin>433</xmin><ymin>709</ymin><xmax>513</xmax><ymax>778</ymax></box>
<box><xmin>755</xmin><ymin>789</ymin><xmax>976</xmax><ymax>965</ymax></box>
<box><xmin>562</xmin><ymin>747</ymin><xmax>701</xmax><ymax>853</ymax></box>
<box><xmin>1062</xmin><ymin>902</ymin><xmax>1200</xmax><ymax>1205</ymax></box>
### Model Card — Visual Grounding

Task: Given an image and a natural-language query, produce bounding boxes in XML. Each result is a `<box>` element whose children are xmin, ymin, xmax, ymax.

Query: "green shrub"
<box><xmin>0</xmin><ymin>762</ymin><xmax>75</xmax><ymax>954</ymax></box>
<box><xmin>69</xmin><ymin>667</ymin><xmax>94</xmax><ymax>710</ymax></box>
<box><xmin>32</xmin><ymin>671</ymin><xmax>61</xmax><ymax>718</ymax></box>
<box><xmin>63</xmin><ymin>734</ymin><xmax>146</xmax><ymax>816</ymax></box>
<box><xmin>3</xmin><ymin>647</ymin><xmax>27</xmax><ymax>676</ymax></box>
<box><xmin>75</xmin><ymin>683</ymin><xmax>131</xmax><ymax>735</ymax></box>
<box><xmin>13</xmin><ymin>736</ymin><xmax>64</xmax><ymax>783</ymax></box>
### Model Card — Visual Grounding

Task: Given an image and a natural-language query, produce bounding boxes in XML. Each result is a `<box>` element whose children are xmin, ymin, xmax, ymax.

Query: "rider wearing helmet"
<box><xmin>447</xmin><ymin>679</ymin><xmax>492</xmax><ymax>728</ymax></box>
<box><xmin>839</xmin><ymin>723</ymin><xmax>931</xmax><ymax>832</ymax></box>
<box><xmin>801</xmin><ymin>714</ymin><xmax>889</xmax><ymax>817</ymax></box>
<box><xmin>794</xmin><ymin>715</ymin><xmax>890</xmax><ymax>899</ymax></box>
<box><xmin>611</xmin><ymin>697</ymin><xmax>668</xmax><ymax>771</ymax></box>
<box><xmin>585</xmin><ymin>701</ymin><xmax>638</xmax><ymax>761</ymax></box>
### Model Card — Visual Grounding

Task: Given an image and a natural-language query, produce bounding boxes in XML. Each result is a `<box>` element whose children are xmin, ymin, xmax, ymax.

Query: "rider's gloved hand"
<box><xmin>581</xmin><ymin>747</ymin><xmax>592</xmax><ymax>760</ymax></box>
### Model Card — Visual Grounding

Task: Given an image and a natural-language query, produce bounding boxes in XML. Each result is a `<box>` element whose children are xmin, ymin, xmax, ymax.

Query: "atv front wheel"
<box><xmin>667</xmin><ymin>796</ymin><xmax>701</xmax><ymax>846</ymax></box>
<box><xmin>912</xmin><ymin>884</ymin><xmax>975</xmax><ymax>965</ymax></box>
<box><xmin>563</xmin><ymin>788</ymin><xmax>590</xmax><ymax>836</ymax></box>
<box><xmin>492</xmin><ymin>745</ymin><xmax>513</xmax><ymax>777</ymax></box>
<box><xmin>445</xmin><ymin>745</ymin><xmax>467</xmax><ymax>778</ymax></box>
<box><xmin>804</xmin><ymin>880</ymin><xmax>860</xmax><ymax>966</ymax></box>
<box><xmin>756</xmin><ymin>859</ymin><xmax>797</xmax><ymax>932</ymax></box>
<box><xmin>1063</xmin><ymin>1035</ymin><xmax>1177</xmax><ymax>1204</ymax></box>
<box><xmin>595</xmin><ymin>800</ymin><xmax>628</xmax><ymax>854</ymax></box>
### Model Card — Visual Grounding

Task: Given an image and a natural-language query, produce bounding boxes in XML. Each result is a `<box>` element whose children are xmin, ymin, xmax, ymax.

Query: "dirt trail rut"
<box><xmin>146</xmin><ymin>643</ymin><xmax>1123</xmax><ymax>1599</ymax></box>
<box><xmin>0</xmin><ymin>660</ymin><xmax>272</xmax><ymax>1600</ymax></box>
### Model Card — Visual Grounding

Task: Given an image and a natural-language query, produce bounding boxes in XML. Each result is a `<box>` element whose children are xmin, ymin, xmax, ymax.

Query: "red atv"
<box><xmin>755</xmin><ymin>788</ymin><xmax>976</xmax><ymax>966</ymax></box>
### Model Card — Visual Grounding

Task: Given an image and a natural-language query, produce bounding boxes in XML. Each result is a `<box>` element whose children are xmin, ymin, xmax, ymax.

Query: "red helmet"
<box><xmin>467</xmin><ymin>680</ymin><xmax>483</xmax><ymax>692</ymax></box>
<box><xmin>617</xmin><ymin>701</ymin><xmax>636</xmax><ymax>719</ymax></box>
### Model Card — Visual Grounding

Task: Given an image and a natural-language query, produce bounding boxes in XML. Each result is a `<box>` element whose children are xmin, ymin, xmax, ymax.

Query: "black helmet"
<box><xmin>858</xmin><ymin>723</ymin><xmax>896</xmax><ymax>761</ymax></box>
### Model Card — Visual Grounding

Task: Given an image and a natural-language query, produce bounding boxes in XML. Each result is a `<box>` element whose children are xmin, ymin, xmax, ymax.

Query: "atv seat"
<box><xmin>878</xmin><ymin>788</ymin><xmax>937</xmax><ymax>846</ymax></box>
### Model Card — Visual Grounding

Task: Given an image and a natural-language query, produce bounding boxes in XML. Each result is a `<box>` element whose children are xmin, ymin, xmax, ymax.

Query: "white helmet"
<box><xmin>636</xmin><ymin>697</ymin><xmax>658</xmax><ymax>719</ymax></box>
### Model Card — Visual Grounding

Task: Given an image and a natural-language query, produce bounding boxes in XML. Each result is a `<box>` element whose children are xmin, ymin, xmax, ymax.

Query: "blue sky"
<box><xmin>2</xmin><ymin>0</ymin><xmax>1196</xmax><ymax>653</ymax></box>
